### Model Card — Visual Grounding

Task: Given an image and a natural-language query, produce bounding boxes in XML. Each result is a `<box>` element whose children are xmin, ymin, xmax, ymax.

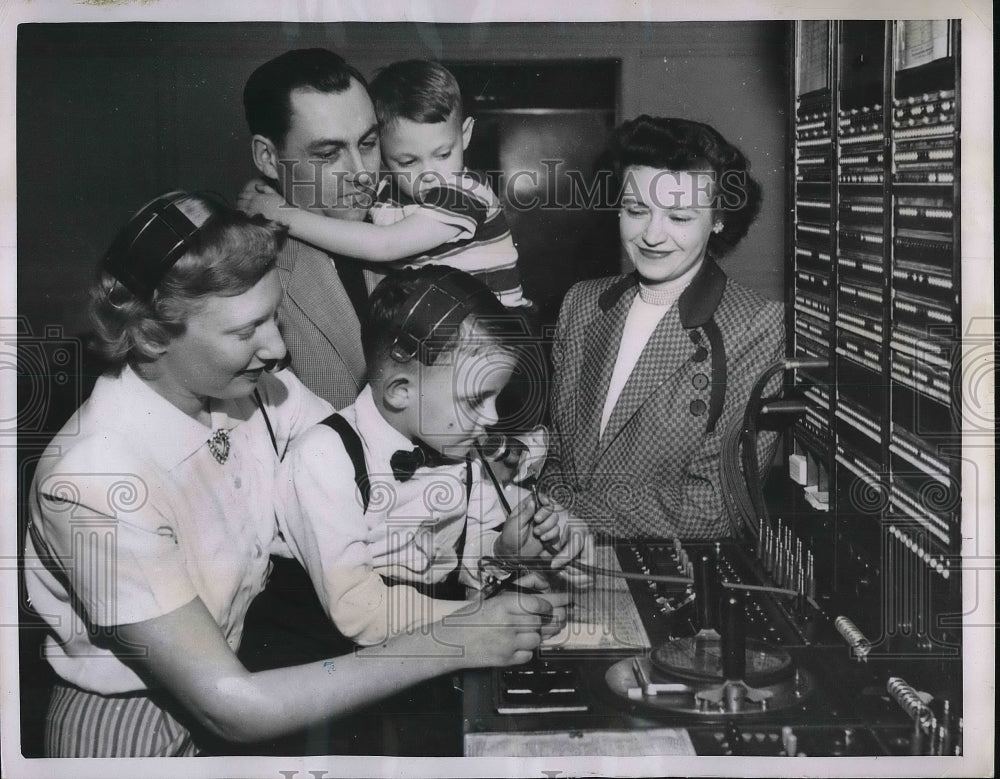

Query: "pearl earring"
<box><xmin>712</xmin><ymin>222</ymin><xmax>724</xmax><ymax>234</ymax></box>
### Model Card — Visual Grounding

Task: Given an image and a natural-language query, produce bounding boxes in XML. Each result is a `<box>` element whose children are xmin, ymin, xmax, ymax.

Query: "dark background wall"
<box><xmin>17</xmin><ymin>20</ymin><xmax>790</xmax><ymax>341</ymax></box>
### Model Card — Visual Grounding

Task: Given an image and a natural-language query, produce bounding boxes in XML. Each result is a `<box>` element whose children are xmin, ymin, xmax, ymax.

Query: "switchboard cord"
<box><xmin>721</xmin><ymin>357</ymin><xmax>829</xmax><ymax>542</ymax></box>
<box><xmin>475</xmin><ymin>442</ymin><xmax>694</xmax><ymax>585</ymax></box>
<box><xmin>478</xmin><ymin>551</ymin><xmax>801</xmax><ymax>596</ymax></box>
<box><xmin>480</xmin><ymin>552</ymin><xmax>696</xmax><ymax>587</ymax></box>
<box><xmin>478</xmin><ymin>356</ymin><xmax>826</xmax><ymax>595</ymax></box>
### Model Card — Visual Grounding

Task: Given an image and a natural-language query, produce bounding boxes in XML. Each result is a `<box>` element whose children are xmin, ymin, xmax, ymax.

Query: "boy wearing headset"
<box><xmin>276</xmin><ymin>266</ymin><xmax>591</xmax><ymax>646</ymax></box>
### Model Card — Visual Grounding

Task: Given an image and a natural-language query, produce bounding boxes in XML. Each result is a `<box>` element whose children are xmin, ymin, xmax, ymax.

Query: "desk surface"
<box><xmin>458</xmin><ymin>540</ymin><xmax>919</xmax><ymax>759</ymax></box>
<box><xmin>462</xmin><ymin>654</ymin><xmax>699</xmax><ymax>757</ymax></box>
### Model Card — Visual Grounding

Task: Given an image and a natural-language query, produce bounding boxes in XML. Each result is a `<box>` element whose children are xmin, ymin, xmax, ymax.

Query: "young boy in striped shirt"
<box><xmin>241</xmin><ymin>59</ymin><xmax>531</xmax><ymax>309</ymax></box>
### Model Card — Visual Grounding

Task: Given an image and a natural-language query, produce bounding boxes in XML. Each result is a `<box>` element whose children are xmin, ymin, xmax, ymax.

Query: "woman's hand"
<box><xmin>550</xmin><ymin>531</ymin><xmax>595</xmax><ymax>589</ymax></box>
<box><xmin>112</xmin><ymin>593</ymin><xmax>569</xmax><ymax>744</ymax></box>
<box><xmin>439</xmin><ymin>591</ymin><xmax>570</xmax><ymax>667</ymax></box>
<box><xmin>237</xmin><ymin>181</ymin><xmax>289</xmax><ymax>223</ymax></box>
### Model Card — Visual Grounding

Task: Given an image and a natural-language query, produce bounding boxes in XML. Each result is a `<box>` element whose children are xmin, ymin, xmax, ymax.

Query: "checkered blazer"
<box><xmin>543</xmin><ymin>259</ymin><xmax>784</xmax><ymax>539</ymax></box>
<box><xmin>275</xmin><ymin>236</ymin><xmax>367</xmax><ymax>410</ymax></box>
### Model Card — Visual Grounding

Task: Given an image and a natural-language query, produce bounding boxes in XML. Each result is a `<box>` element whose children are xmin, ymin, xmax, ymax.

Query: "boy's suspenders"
<box><xmin>318</xmin><ymin>412</ymin><xmax>474</xmax><ymax>511</ymax></box>
<box><xmin>319</xmin><ymin>413</ymin><xmax>472</xmax><ymax>600</ymax></box>
<box><xmin>252</xmin><ymin>390</ymin><xmax>475</xmax><ymax>526</ymax></box>
<box><xmin>239</xmin><ymin>411</ymin><xmax>474</xmax><ymax>682</ymax></box>
<box><xmin>319</xmin><ymin>413</ymin><xmax>372</xmax><ymax>511</ymax></box>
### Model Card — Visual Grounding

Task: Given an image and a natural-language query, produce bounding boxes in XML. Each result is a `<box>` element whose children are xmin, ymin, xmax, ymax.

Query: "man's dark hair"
<box><xmin>369</xmin><ymin>59</ymin><xmax>463</xmax><ymax>128</ymax></box>
<box><xmin>243</xmin><ymin>48</ymin><xmax>368</xmax><ymax>147</ymax></box>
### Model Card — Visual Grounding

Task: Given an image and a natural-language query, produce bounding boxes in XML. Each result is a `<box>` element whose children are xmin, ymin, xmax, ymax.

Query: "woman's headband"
<box><xmin>104</xmin><ymin>191</ymin><xmax>218</xmax><ymax>300</ymax></box>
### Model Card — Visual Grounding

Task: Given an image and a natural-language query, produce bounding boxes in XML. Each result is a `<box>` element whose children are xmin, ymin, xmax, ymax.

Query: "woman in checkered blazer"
<box><xmin>542</xmin><ymin>116</ymin><xmax>784</xmax><ymax>540</ymax></box>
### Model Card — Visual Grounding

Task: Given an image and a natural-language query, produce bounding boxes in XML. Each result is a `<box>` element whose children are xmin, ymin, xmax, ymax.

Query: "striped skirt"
<box><xmin>45</xmin><ymin>682</ymin><xmax>197</xmax><ymax>757</ymax></box>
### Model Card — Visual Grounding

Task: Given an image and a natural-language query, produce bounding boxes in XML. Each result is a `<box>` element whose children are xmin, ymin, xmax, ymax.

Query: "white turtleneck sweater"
<box><xmin>599</xmin><ymin>262</ymin><xmax>703</xmax><ymax>438</ymax></box>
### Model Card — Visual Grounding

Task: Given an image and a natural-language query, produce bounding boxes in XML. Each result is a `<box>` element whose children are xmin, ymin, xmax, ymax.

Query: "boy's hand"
<box><xmin>237</xmin><ymin>180</ymin><xmax>288</xmax><ymax>223</ymax></box>
<box><xmin>494</xmin><ymin>492</ymin><xmax>596</xmax><ymax>589</ymax></box>
<box><xmin>549</xmin><ymin>527</ymin><xmax>595</xmax><ymax>589</ymax></box>
<box><xmin>532</xmin><ymin>493</ymin><xmax>595</xmax><ymax>589</ymax></box>
<box><xmin>512</xmin><ymin>426</ymin><xmax>549</xmax><ymax>484</ymax></box>
<box><xmin>495</xmin><ymin>493</ymin><xmax>544</xmax><ymax>559</ymax></box>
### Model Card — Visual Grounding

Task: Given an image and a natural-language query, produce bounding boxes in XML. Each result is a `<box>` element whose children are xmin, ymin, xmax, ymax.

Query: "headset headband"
<box><xmin>388</xmin><ymin>268</ymin><xmax>502</xmax><ymax>365</ymax></box>
<box><xmin>104</xmin><ymin>191</ymin><xmax>219</xmax><ymax>299</ymax></box>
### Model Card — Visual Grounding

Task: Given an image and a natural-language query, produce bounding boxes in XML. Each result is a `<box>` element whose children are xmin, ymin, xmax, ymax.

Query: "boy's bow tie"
<box><xmin>390</xmin><ymin>441</ymin><xmax>452</xmax><ymax>482</ymax></box>
<box><xmin>389</xmin><ymin>447</ymin><xmax>426</xmax><ymax>482</ymax></box>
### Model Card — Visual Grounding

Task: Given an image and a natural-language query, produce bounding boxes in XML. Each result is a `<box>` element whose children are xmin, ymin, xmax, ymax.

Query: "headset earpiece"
<box><xmin>103</xmin><ymin>191</ymin><xmax>220</xmax><ymax>299</ymax></box>
<box><xmin>387</xmin><ymin>268</ymin><xmax>502</xmax><ymax>365</ymax></box>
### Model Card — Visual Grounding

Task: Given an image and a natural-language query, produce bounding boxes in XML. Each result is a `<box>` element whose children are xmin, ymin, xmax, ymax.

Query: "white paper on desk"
<box><xmin>542</xmin><ymin>545</ymin><xmax>651</xmax><ymax>652</ymax></box>
<box><xmin>465</xmin><ymin>726</ymin><xmax>697</xmax><ymax>757</ymax></box>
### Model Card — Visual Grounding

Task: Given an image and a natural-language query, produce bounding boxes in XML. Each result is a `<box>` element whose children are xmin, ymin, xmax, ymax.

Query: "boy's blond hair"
<box><xmin>369</xmin><ymin>59</ymin><xmax>463</xmax><ymax>128</ymax></box>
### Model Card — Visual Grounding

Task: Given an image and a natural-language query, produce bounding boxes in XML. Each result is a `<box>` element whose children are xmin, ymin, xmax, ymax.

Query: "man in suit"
<box><xmin>235</xmin><ymin>52</ymin><xmax>382</xmax><ymax>756</ymax></box>
<box><xmin>243</xmin><ymin>48</ymin><xmax>376</xmax><ymax>409</ymax></box>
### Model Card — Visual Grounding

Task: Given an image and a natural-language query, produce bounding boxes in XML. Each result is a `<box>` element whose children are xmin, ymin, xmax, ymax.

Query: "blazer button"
<box><xmin>692</xmin><ymin>347</ymin><xmax>708</xmax><ymax>363</ymax></box>
<box><xmin>692</xmin><ymin>372</ymin><xmax>710</xmax><ymax>390</ymax></box>
<box><xmin>690</xmin><ymin>399</ymin><xmax>707</xmax><ymax>416</ymax></box>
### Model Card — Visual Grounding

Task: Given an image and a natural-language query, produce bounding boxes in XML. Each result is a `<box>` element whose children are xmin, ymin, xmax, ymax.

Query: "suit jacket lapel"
<box><xmin>575</xmin><ymin>283</ymin><xmax>634</xmax><ymax>475</ymax></box>
<box><xmin>598</xmin><ymin>307</ymin><xmax>691</xmax><ymax>456</ymax></box>
<box><xmin>280</xmin><ymin>240</ymin><xmax>366</xmax><ymax>379</ymax></box>
<box><xmin>595</xmin><ymin>258</ymin><xmax>728</xmax><ymax>462</ymax></box>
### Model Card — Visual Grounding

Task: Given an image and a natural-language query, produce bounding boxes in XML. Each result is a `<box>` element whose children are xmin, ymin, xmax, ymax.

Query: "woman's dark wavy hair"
<box><xmin>89</xmin><ymin>194</ymin><xmax>286</xmax><ymax>371</ymax></box>
<box><xmin>610</xmin><ymin>115</ymin><xmax>762</xmax><ymax>258</ymax></box>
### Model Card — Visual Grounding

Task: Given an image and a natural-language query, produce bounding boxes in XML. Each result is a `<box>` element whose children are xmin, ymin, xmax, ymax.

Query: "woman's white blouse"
<box><xmin>24</xmin><ymin>365</ymin><xmax>331</xmax><ymax>694</ymax></box>
<box><xmin>598</xmin><ymin>262</ymin><xmax>702</xmax><ymax>437</ymax></box>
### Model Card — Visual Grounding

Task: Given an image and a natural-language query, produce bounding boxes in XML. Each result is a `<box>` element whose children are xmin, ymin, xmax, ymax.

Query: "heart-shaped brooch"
<box><xmin>207</xmin><ymin>428</ymin><xmax>231</xmax><ymax>464</ymax></box>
